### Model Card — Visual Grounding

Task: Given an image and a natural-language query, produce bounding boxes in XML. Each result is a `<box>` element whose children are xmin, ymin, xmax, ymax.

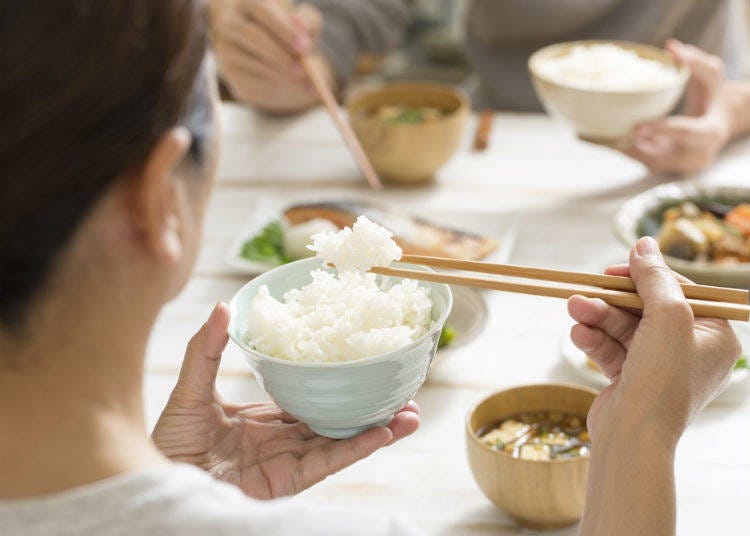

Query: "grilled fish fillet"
<box><xmin>283</xmin><ymin>201</ymin><xmax>498</xmax><ymax>260</ymax></box>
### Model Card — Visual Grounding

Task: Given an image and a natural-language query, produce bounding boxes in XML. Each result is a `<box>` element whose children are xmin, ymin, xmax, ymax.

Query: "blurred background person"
<box><xmin>211</xmin><ymin>0</ymin><xmax>750</xmax><ymax>174</ymax></box>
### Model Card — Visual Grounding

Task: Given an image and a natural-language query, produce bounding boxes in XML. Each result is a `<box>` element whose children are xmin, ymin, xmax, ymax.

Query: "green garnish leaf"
<box><xmin>438</xmin><ymin>324</ymin><xmax>456</xmax><ymax>348</ymax></box>
<box><xmin>735</xmin><ymin>356</ymin><xmax>749</xmax><ymax>370</ymax></box>
<box><xmin>239</xmin><ymin>220</ymin><xmax>291</xmax><ymax>265</ymax></box>
<box><xmin>384</xmin><ymin>108</ymin><xmax>426</xmax><ymax>124</ymax></box>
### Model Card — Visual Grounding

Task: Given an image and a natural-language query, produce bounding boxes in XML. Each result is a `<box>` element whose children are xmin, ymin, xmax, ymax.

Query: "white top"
<box><xmin>0</xmin><ymin>463</ymin><xmax>421</xmax><ymax>536</ymax></box>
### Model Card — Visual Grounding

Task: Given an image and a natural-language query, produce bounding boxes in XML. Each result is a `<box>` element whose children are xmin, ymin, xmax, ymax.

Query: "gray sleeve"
<box><xmin>305</xmin><ymin>0</ymin><xmax>410</xmax><ymax>86</ymax></box>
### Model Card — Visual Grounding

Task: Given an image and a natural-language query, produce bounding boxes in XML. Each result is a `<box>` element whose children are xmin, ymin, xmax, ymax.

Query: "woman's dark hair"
<box><xmin>0</xmin><ymin>1</ymin><xmax>207</xmax><ymax>328</ymax></box>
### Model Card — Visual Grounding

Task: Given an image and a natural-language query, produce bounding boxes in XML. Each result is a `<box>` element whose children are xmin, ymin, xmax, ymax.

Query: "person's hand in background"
<box><xmin>569</xmin><ymin>237</ymin><xmax>741</xmax><ymax>535</ymax></box>
<box><xmin>211</xmin><ymin>0</ymin><xmax>336</xmax><ymax>114</ymax></box>
<box><xmin>152</xmin><ymin>302</ymin><xmax>420</xmax><ymax>499</ymax></box>
<box><xmin>626</xmin><ymin>39</ymin><xmax>750</xmax><ymax>176</ymax></box>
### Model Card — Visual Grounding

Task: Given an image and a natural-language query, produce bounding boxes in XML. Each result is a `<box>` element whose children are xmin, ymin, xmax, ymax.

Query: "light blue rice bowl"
<box><xmin>228</xmin><ymin>257</ymin><xmax>453</xmax><ymax>439</ymax></box>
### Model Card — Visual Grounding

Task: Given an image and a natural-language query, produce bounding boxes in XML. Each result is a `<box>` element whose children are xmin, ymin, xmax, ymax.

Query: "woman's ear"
<box><xmin>128</xmin><ymin>127</ymin><xmax>192</xmax><ymax>263</ymax></box>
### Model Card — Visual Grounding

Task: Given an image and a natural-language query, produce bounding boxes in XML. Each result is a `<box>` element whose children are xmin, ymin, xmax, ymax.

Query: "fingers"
<box><xmin>570</xmin><ymin>324</ymin><xmax>626</xmax><ymax>380</ymax></box>
<box><xmin>387</xmin><ymin>401</ymin><xmax>421</xmax><ymax>444</ymax></box>
<box><xmin>603</xmin><ymin>264</ymin><xmax>630</xmax><ymax>277</ymax></box>
<box><xmin>292</xmin><ymin>3</ymin><xmax>322</xmax><ymax>39</ymax></box>
<box><xmin>176</xmin><ymin>302</ymin><xmax>231</xmax><ymax>400</ymax></box>
<box><xmin>298</xmin><ymin>426</ymin><xmax>393</xmax><ymax>489</ymax></box>
<box><xmin>222</xmin><ymin>12</ymin><xmax>302</xmax><ymax>79</ymax></box>
<box><xmin>568</xmin><ymin>295</ymin><xmax>639</xmax><ymax>350</ymax></box>
<box><xmin>636</xmin><ymin>116</ymin><xmax>697</xmax><ymax>140</ymax></box>
<box><xmin>665</xmin><ymin>39</ymin><xmax>725</xmax><ymax>94</ymax></box>
<box><xmin>294</xmin><ymin>400</ymin><xmax>419</xmax><ymax>488</ymax></box>
<box><xmin>605</xmin><ymin>263</ymin><xmax>694</xmax><ymax>284</ymax></box>
<box><xmin>236</xmin><ymin>0</ymin><xmax>312</xmax><ymax>55</ymax></box>
<box><xmin>629</xmin><ymin>237</ymin><xmax>694</xmax><ymax>328</ymax></box>
<box><xmin>626</xmin><ymin>116</ymin><xmax>720</xmax><ymax>174</ymax></box>
<box><xmin>625</xmin><ymin>128</ymin><xmax>683</xmax><ymax>173</ymax></box>
<box><xmin>399</xmin><ymin>400</ymin><xmax>420</xmax><ymax>415</ymax></box>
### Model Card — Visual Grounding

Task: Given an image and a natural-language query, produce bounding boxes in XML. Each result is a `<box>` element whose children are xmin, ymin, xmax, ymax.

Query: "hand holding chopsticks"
<box><xmin>370</xmin><ymin>253</ymin><xmax>750</xmax><ymax>322</ymax></box>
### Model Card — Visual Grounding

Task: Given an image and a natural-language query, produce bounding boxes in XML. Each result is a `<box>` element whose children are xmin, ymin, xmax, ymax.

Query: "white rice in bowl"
<box><xmin>245</xmin><ymin>216</ymin><xmax>434</xmax><ymax>363</ymax></box>
<box><xmin>535</xmin><ymin>43</ymin><xmax>681</xmax><ymax>92</ymax></box>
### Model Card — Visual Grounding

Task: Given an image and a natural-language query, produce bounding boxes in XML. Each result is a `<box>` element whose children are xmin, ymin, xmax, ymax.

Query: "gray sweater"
<box><xmin>308</xmin><ymin>0</ymin><xmax>747</xmax><ymax>111</ymax></box>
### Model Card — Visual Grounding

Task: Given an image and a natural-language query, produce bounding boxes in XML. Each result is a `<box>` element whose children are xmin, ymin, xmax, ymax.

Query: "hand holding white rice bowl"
<box><xmin>528</xmin><ymin>40</ymin><xmax>689</xmax><ymax>145</ymax></box>
<box><xmin>228</xmin><ymin>217</ymin><xmax>452</xmax><ymax>438</ymax></box>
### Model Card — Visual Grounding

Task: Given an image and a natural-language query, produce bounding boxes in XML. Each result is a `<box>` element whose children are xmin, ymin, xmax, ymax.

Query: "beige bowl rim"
<box><xmin>346</xmin><ymin>81</ymin><xmax>470</xmax><ymax>126</ymax></box>
<box><xmin>465</xmin><ymin>383</ymin><xmax>599</xmax><ymax>465</ymax></box>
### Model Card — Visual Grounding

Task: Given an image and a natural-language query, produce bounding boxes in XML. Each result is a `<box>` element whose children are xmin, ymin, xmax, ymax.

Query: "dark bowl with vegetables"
<box><xmin>614</xmin><ymin>183</ymin><xmax>750</xmax><ymax>288</ymax></box>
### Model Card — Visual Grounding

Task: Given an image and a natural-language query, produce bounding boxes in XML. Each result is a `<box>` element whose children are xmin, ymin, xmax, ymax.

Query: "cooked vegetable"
<box><xmin>240</xmin><ymin>220</ymin><xmax>291</xmax><ymax>265</ymax></box>
<box><xmin>726</xmin><ymin>204</ymin><xmax>750</xmax><ymax>236</ymax></box>
<box><xmin>655</xmin><ymin>202</ymin><xmax>750</xmax><ymax>264</ymax></box>
<box><xmin>735</xmin><ymin>356</ymin><xmax>749</xmax><ymax>370</ymax></box>
<box><xmin>478</xmin><ymin>411</ymin><xmax>590</xmax><ymax>461</ymax></box>
<box><xmin>438</xmin><ymin>324</ymin><xmax>456</xmax><ymax>348</ymax></box>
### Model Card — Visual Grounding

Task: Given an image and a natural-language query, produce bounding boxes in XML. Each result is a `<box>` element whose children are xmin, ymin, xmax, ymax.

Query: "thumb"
<box><xmin>629</xmin><ymin>237</ymin><xmax>693</xmax><ymax>326</ymax></box>
<box><xmin>176</xmin><ymin>302</ymin><xmax>231</xmax><ymax>400</ymax></box>
<box><xmin>666</xmin><ymin>39</ymin><xmax>724</xmax><ymax>96</ymax></box>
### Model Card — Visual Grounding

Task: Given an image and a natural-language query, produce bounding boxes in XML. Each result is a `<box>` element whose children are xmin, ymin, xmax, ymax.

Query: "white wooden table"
<box><xmin>144</xmin><ymin>103</ymin><xmax>750</xmax><ymax>535</ymax></box>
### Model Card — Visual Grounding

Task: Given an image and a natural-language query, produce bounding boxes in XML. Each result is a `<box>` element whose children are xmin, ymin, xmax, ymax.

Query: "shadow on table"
<box><xmin>560</xmin><ymin>170</ymin><xmax>677</xmax><ymax>205</ymax></box>
<box><xmin>438</xmin><ymin>504</ymin><xmax>581</xmax><ymax>536</ymax></box>
<box><xmin>547</xmin><ymin>356</ymin><xmax>600</xmax><ymax>390</ymax></box>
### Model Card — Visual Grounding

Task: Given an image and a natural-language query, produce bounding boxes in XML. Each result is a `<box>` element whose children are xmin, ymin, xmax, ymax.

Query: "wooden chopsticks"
<box><xmin>280</xmin><ymin>0</ymin><xmax>382</xmax><ymax>190</ymax></box>
<box><xmin>399</xmin><ymin>255</ymin><xmax>749</xmax><ymax>304</ymax></box>
<box><xmin>300</xmin><ymin>56</ymin><xmax>383</xmax><ymax>191</ymax></box>
<box><xmin>370</xmin><ymin>255</ymin><xmax>750</xmax><ymax>322</ymax></box>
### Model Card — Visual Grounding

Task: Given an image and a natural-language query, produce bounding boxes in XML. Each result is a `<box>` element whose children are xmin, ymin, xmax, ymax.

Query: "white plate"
<box><xmin>225</xmin><ymin>206</ymin><xmax>289</xmax><ymax>274</ymax></box>
<box><xmin>439</xmin><ymin>285</ymin><xmax>488</xmax><ymax>353</ymax></box>
<box><xmin>226</xmin><ymin>203</ymin><xmax>519</xmax><ymax>275</ymax></box>
<box><xmin>560</xmin><ymin>328</ymin><xmax>749</xmax><ymax>390</ymax></box>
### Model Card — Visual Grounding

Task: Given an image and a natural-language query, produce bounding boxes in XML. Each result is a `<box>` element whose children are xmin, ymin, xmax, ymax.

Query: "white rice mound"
<box><xmin>536</xmin><ymin>43</ymin><xmax>680</xmax><ymax>92</ymax></box>
<box><xmin>308</xmin><ymin>215</ymin><xmax>403</xmax><ymax>272</ymax></box>
<box><xmin>245</xmin><ymin>216</ymin><xmax>433</xmax><ymax>363</ymax></box>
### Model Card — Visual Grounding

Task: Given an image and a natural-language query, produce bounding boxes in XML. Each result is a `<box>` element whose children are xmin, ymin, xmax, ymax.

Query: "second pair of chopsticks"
<box><xmin>280</xmin><ymin>0</ymin><xmax>382</xmax><ymax>190</ymax></box>
<box><xmin>302</xmin><ymin>56</ymin><xmax>383</xmax><ymax>191</ymax></box>
<box><xmin>369</xmin><ymin>255</ymin><xmax>750</xmax><ymax>322</ymax></box>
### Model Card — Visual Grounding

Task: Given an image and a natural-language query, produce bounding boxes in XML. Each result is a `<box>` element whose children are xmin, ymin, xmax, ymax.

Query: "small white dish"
<box><xmin>439</xmin><ymin>285</ymin><xmax>488</xmax><ymax>353</ymax></box>
<box><xmin>225</xmin><ymin>206</ymin><xmax>286</xmax><ymax>274</ymax></box>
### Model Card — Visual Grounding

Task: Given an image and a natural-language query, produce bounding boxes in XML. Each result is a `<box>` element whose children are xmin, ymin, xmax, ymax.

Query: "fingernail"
<box><xmin>208</xmin><ymin>302</ymin><xmax>223</xmax><ymax>325</ymax></box>
<box><xmin>636</xmin><ymin>236</ymin><xmax>660</xmax><ymax>257</ymax></box>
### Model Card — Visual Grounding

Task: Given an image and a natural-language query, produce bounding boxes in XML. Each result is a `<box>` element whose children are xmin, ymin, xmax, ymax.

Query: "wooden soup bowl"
<box><xmin>466</xmin><ymin>383</ymin><xmax>598</xmax><ymax>529</ymax></box>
